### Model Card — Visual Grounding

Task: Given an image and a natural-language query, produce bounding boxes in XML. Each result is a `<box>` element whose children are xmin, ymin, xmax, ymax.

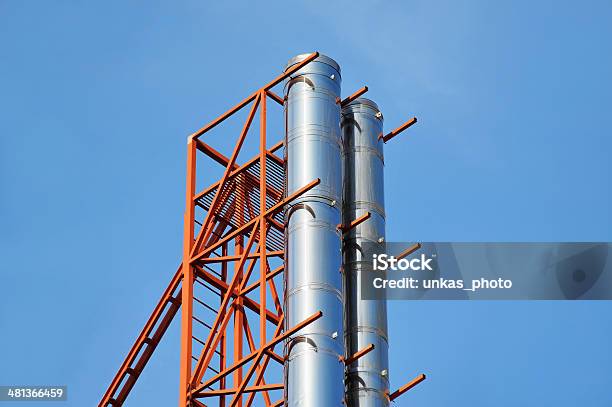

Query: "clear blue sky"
<box><xmin>1</xmin><ymin>1</ymin><xmax>611</xmax><ymax>406</ymax></box>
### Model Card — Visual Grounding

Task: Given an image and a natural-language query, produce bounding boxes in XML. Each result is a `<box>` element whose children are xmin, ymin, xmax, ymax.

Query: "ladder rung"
<box><xmin>192</xmin><ymin>336</ymin><xmax>222</xmax><ymax>357</ymax></box>
<box><xmin>194</xmin><ymin>296</ymin><xmax>218</xmax><ymax>314</ymax></box>
<box><xmin>191</xmin><ymin>355</ymin><xmax>220</xmax><ymax>374</ymax></box>
<box><xmin>192</xmin><ymin>335</ymin><xmax>206</xmax><ymax>346</ymax></box>
<box><xmin>192</xmin><ymin>315</ymin><xmax>213</xmax><ymax>330</ymax></box>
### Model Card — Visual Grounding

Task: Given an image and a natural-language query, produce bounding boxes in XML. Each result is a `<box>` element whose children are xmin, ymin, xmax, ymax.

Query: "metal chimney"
<box><xmin>100</xmin><ymin>51</ymin><xmax>426</xmax><ymax>407</ymax></box>
<box><xmin>283</xmin><ymin>54</ymin><xmax>345</xmax><ymax>406</ymax></box>
<box><xmin>342</xmin><ymin>98</ymin><xmax>390</xmax><ymax>407</ymax></box>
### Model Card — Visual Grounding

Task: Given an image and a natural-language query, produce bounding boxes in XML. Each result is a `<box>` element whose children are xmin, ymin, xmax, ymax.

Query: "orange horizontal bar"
<box><xmin>199</xmin><ymin>251</ymin><xmax>283</xmax><ymax>264</ymax></box>
<box><xmin>342</xmin><ymin>343</ymin><xmax>375</xmax><ymax>365</ymax></box>
<box><xmin>196</xmin><ymin>383</ymin><xmax>283</xmax><ymax>397</ymax></box>
<box><xmin>338</xmin><ymin>212</ymin><xmax>371</xmax><ymax>234</ymax></box>
<box><xmin>389</xmin><ymin>373</ymin><xmax>426</xmax><ymax>401</ymax></box>
<box><xmin>380</xmin><ymin>117</ymin><xmax>417</xmax><ymax>143</ymax></box>
<box><xmin>341</xmin><ymin>86</ymin><xmax>368</xmax><ymax>106</ymax></box>
<box><xmin>397</xmin><ymin>243</ymin><xmax>422</xmax><ymax>260</ymax></box>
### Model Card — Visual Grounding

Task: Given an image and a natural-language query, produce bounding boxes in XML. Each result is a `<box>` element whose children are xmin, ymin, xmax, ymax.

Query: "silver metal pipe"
<box><xmin>342</xmin><ymin>98</ymin><xmax>389</xmax><ymax>407</ymax></box>
<box><xmin>283</xmin><ymin>54</ymin><xmax>345</xmax><ymax>407</ymax></box>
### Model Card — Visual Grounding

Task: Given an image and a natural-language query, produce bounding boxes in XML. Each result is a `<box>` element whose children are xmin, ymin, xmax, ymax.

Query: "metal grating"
<box><xmin>195</xmin><ymin>154</ymin><xmax>285</xmax><ymax>252</ymax></box>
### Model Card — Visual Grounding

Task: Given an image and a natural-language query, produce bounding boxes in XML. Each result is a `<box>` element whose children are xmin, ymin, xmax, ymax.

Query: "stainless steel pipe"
<box><xmin>283</xmin><ymin>54</ymin><xmax>345</xmax><ymax>407</ymax></box>
<box><xmin>342</xmin><ymin>99</ymin><xmax>390</xmax><ymax>407</ymax></box>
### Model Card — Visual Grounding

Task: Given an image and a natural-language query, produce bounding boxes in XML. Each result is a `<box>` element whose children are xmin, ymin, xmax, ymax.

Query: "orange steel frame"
<box><xmin>99</xmin><ymin>51</ymin><xmax>425</xmax><ymax>407</ymax></box>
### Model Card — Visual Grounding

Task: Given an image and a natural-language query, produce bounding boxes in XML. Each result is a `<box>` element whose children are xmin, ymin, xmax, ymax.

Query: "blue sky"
<box><xmin>1</xmin><ymin>1</ymin><xmax>611</xmax><ymax>406</ymax></box>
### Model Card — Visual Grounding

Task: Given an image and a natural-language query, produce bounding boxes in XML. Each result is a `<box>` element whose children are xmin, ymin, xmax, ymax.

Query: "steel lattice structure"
<box><xmin>99</xmin><ymin>52</ymin><xmax>425</xmax><ymax>407</ymax></box>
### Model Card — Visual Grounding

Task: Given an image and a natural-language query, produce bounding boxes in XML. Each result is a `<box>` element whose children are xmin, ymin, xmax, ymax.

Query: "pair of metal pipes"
<box><xmin>284</xmin><ymin>54</ymin><xmax>389</xmax><ymax>406</ymax></box>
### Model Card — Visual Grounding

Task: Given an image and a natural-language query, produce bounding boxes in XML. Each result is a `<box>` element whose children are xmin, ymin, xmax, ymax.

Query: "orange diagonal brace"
<box><xmin>242</xmin><ymin>317</ymin><xmax>272</xmax><ymax>406</ymax></box>
<box><xmin>266</xmin><ymin>90</ymin><xmax>284</xmax><ymax>106</ymax></box>
<box><xmin>194</xmin><ymin>266</ymin><xmax>281</xmax><ymax>325</ymax></box>
<box><xmin>188</xmin><ymin>52</ymin><xmax>317</xmax><ymax>141</ymax></box>
<box><xmin>191</xmin><ymin>221</ymin><xmax>261</xmax><ymax>386</ymax></box>
<box><xmin>192</xmin><ymin>400</ymin><xmax>208</xmax><ymax>407</ymax></box>
<box><xmin>266</xmin><ymin>149</ymin><xmax>284</xmax><ymax>166</ymax></box>
<box><xmin>191</xmin><ymin>95</ymin><xmax>261</xmax><ymax>256</ymax></box>
<box><xmin>195</xmin><ymin>140</ymin><xmax>237</xmax><ymax>168</ymax></box>
<box><xmin>194</xmin><ymin>139</ymin><xmax>283</xmax><ymax>201</ymax></box>
<box><xmin>227</xmin><ymin>310</ymin><xmax>323</xmax><ymax>407</ymax></box>
<box><xmin>267</xmin><ymin>275</ymin><xmax>283</xmax><ymax>316</ymax></box>
<box><xmin>263</xmin><ymin>51</ymin><xmax>319</xmax><ymax>91</ymax></box>
<box><xmin>243</xmin><ymin>313</ymin><xmax>286</xmax><ymax>407</ymax></box>
<box><xmin>192</xmin><ymin>311</ymin><xmax>322</xmax><ymax>396</ymax></box>
<box><xmin>189</xmin><ymin>93</ymin><xmax>258</xmax><ymax>140</ymax></box>
<box><xmin>239</xmin><ymin>265</ymin><xmax>284</xmax><ymax>296</ymax></box>
<box><xmin>99</xmin><ymin>266</ymin><xmax>182</xmax><ymax>407</ymax></box>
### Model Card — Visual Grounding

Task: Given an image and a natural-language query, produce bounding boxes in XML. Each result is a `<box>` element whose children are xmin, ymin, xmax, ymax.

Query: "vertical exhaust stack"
<box><xmin>342</xmin><ymin>99</ymin><xmax>390</xmax><ymax>407</ymax></box>
<box><xmin>283</xmin><ymin>54</ymin><xmax>345</xmax><ymax>406</ymax></box>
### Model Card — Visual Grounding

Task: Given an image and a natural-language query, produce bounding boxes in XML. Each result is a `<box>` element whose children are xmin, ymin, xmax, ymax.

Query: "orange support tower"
<box><xmin>99</xmin><ymin>51</ymin><xmax>425</xmax><ymax>407</ymax></box>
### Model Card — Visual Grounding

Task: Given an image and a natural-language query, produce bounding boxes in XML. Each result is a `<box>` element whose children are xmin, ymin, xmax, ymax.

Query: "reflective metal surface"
<box><xmin>342</xmin><ymin>98</ymin><xmax>390</xmax><ymax>407</ymax></box>
<box><xmin>284</xmin><ymin>54</ymin><xmax>345</xmax><ymax>407</ymax></box>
